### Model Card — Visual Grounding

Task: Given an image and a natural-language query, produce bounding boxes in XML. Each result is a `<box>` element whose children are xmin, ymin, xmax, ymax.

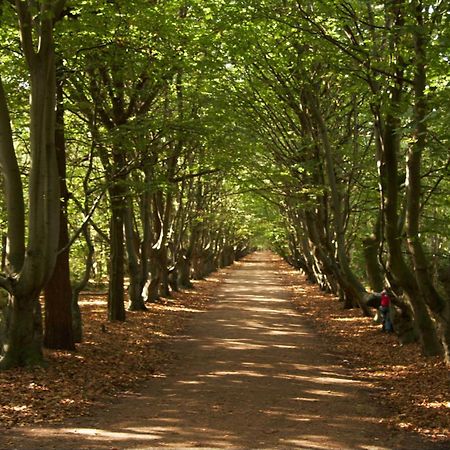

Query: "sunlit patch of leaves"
<box><xmin>278</xmin><ymin>260</ymin><xmax>449</xmax><ymax>443</ymax></box>
<box><xmin>0</xmin><ymin>267</ymin><xmax>231</xmax><ymax>428</ymax></box>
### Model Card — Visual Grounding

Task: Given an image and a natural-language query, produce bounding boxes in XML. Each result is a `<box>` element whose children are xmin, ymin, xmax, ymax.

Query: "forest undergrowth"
<box><xmin>0</xmin><ymin>259</ymin><xmax>448</xmax><ymax>445</ymax></box>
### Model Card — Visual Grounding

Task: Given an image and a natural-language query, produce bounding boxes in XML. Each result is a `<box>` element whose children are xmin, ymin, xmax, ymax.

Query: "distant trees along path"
<box><xmin>0</xmin><ymin>1</ymin><xmax>449</xmax><ymax>369</ymax></box>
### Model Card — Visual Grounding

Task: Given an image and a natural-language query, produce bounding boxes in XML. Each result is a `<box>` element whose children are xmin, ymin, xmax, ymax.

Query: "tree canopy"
<box><xmin>0</xmin><ymin>0</ymin><xmax>449</xmax><ymax>367</ymax></box>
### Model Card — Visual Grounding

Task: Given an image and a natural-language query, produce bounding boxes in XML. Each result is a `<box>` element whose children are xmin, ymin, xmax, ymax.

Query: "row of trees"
<box><xmin>0</xmin><ymin>0</ymin><xmax>449</xmax><ymax>368</ymax></box>
<box><xmin>222</xmin><ymin>0</ymin><xmax>450</xmax><ymax>362</ymax></box>
<box><xmin>0</xmin><ymin>0</ymin><xmax>257</xmax><ymax>369</ymax></box>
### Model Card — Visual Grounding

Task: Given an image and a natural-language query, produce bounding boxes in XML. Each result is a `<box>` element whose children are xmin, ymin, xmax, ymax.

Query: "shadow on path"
<box><xmin>2</xmin><ymin>252</ymin><xmax>435</xmax><ymax>449</ymax></box>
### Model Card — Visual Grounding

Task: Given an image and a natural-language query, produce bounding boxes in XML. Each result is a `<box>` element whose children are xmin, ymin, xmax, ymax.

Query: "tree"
<box><xmin>0</xmin><ymin>0</ymin><xmax>66</xmax><ymax>368</ymax></box>
<box><xmin>43</xmin><ymin>57</ymin><xmax>75</xmax><ymax>350</ymax></box>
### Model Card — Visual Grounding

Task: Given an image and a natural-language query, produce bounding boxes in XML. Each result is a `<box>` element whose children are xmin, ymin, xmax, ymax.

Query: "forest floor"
<box><xmin>0</xmin><ymin>251</ymin><xmax>449</xmax><ymax>449</ymax></box>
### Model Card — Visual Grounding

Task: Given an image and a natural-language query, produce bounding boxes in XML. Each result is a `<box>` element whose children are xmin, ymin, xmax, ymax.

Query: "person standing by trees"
<box><xmin>380</xmin><ymin>289</ymin><xmax>393</xmax><ymax>333</ymax></box>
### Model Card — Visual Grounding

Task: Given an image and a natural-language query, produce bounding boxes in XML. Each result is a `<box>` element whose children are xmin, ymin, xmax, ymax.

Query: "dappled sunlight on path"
<box><xmin>3</xmin><ymin>252</ymin><xmax>431</xmax><ymax>449</ymax></box>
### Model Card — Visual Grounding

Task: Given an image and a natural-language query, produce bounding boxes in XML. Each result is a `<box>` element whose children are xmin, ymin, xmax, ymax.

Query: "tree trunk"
<box><xmin>145</xmin><ymin>263</ymin><xmax>161</xmax><ymax>302</ymax></box>
<box><xmin>0</xmin><ymin>78</ymin><xmax>25</xmax><ymax>277</ymax></box>
<box><xmin>168</xmin><ymin>265</ymin><xmax>179</xmax><ymax>292</ymax></box>
<box><xmin>1</xmin><ymin>295</ymin><xmax>44</xmax><ymax>368</ymax></box>
<box><xmin>362</xmin><ymin>212</ymin><xmax>384</xmax><ymax>292</ymax></box>
<box><xmin>158</xmin><ymin>247</ymin><xmax>171</xmax><ymax>298</ymax></box>
<box><xmin>124</xmin><ymin>197</ymin><xmax>146</xmax><ymax>311</ymax></box>
<box><xmin>177</xmin><ymin>209</ymin><xmax>202</xmax><ymax>289</ymax></box>
<box><xmin>43</xmin><ymin>63</ymin><xmax>75</xmax><ymax>350</ymax></box>
<box><xmin>151</xmin><ymin>188</ymin><xmax>173</xmax><ymax>299</ymax></box>
<box><xmin>405</xmin><ymin>1</ymin><xmax>449</xmax><ymax>361</ymax></box>
<box><xmin>305</xmin><ymin>88</ymin><xmax>370</xmax><ymax>315</ymax></box>
<box><xmin>108</xmin><ymin>182</ymin><xmax>126</xmax><ymax>321</ymax></box>
<box><xmin>139</xmin><ymin>166</ymin><xmax>155</xmax><ymax>302</ymax></box>
<box><xmin>382</xmin><ymin>102</ymin><xmax>442</xmax><ymax>356</ymax></box>
<box><xmin>43</xmin><ymin>205</ymin><xmax>74</xmax><ymax>349</ymax></box>
<box><xmin>0</xmin><ymin>2</ymin><xmax>65</xmax><ymax>368</ymax></box>
<box><xmin>71</xmin><ymin>227</ymin><xmax>94</xmax><ymax>343</ymax></box>
<box><xmin>220</xmin><ymin>244</ymin><xmax>235</xmax><ymax>268</ymax></box>
<box><xmin>177</xmin><ymin>250</ymin><xmax>193</xmax><ymax>289</ymax></box>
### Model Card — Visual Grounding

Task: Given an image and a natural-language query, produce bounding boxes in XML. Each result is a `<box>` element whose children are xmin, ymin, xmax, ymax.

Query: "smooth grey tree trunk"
<box><xmin>0</xmin><ymin>1</ymin><xmax>65</xmax><ymax>368</ymax></box>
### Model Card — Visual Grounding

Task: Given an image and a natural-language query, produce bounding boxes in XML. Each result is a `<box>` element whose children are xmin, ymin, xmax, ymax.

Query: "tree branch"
<box><xmin>59</xmin><ymin>189</ymin><xmax>107</xmax><ymax>255</ymax></box>
<box><xmin>169</xmin><ymin>168</ymin><xmax>221</xmax><ymax>183</ymax></box>
<box><xmin>15</xmin><ymin>0</ymin><xmax>35</xmax><ymax>66</ymax></box>
<box><xmin>0</xmin><ymin>75</ymin><xmax>25</xmax><ymax>273</ymax></box>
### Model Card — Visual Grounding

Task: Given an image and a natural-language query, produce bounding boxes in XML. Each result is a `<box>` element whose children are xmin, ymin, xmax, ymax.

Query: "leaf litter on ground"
<box><xmin>0</xmin><ymin>269</ymin><xmax>230</xmax><ymax>429</ymax></box>
<box><xmin>0</xmin><ymin>257</ymin><xmax>448</xmax><ymax>446</ymax></box>
<box><xmin>278</xmin><ymin>258</ymin><xmax>449</xmax><ymax>444</ymax></box>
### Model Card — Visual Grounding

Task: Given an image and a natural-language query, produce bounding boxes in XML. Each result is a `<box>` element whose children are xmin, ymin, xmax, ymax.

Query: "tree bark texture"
<box><xmin>43</xmin><ymin>65</ymin><xmax>75</xmax><ymax>350</ymax></box>
<box><xmin>0</xmin><ymin>78</ymin><xmax>25</xmax><ymax>275</ymax></box>
<box><xmin>108</xmin><ymin>182</ymin><xmax>126</xmax><ymax>321</ymax></box>
<box><xmin>125</xmin><ymin>197</ymin><xmax>146</xmax><ymax>311</ymax></box>
<box><xmin>1</xmin><ymin>295</ymin><xmax>44</xmax><ymax>368</ymax></box>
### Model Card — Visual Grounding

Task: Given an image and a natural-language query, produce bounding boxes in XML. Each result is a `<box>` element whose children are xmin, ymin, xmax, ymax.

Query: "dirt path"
<box><xmin>3</xmin><ymin>252</ymin><xmax>434</xmax><ymax>449</ymax></box>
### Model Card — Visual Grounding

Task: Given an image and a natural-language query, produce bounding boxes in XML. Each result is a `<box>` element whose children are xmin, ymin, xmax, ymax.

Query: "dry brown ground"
<box><xmin>0</xmin><ymin>252</ymin><xmax>448</xmax><ymax>448</ymax></box>
<box><xmin>281</xmin><ymin>259</ymin><xmax>450</xmax><ymax>443</ymax></box>
<box><xmin>0</xmin><ymin>268</ymin><xmax>231</xmax><ymax>429</ymax></box>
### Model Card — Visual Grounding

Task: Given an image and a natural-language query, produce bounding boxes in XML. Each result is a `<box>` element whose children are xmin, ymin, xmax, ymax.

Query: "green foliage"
<box><xmin>1</xmin><ymin>0</ymin><xmax>449</xmax><ymax>292</ymax></box>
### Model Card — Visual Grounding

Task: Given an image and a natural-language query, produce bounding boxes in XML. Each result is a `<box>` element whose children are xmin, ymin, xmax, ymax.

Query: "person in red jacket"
<box><xmin>379</xmin><ymin>289</ymin><xmax>393</xmax><ymax>332</ymax></box>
